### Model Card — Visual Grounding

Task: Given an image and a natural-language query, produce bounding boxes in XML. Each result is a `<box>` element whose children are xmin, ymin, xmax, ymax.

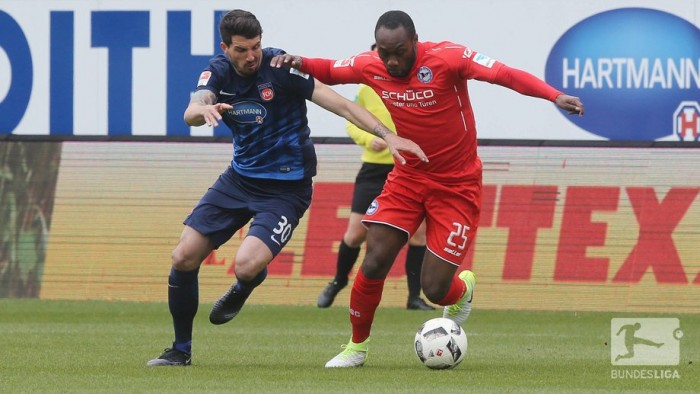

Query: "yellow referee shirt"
<box><xmin>345</xmin><ymin>84</ymin><xmax>396</xmax><ymax>165</ymax></box>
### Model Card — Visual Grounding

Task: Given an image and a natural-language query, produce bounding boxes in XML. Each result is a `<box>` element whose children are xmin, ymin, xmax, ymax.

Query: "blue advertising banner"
<box><xmin>545</xmin><ymin>8</ymin><xmax>700</xmax><ymax>141</ymax></box>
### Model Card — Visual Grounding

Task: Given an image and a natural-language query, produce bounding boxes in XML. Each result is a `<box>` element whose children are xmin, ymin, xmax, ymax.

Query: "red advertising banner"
<box><xmin>35</xmin><ymin>142</ymin><xmax>699</xmax><ymax>313</ymax></box>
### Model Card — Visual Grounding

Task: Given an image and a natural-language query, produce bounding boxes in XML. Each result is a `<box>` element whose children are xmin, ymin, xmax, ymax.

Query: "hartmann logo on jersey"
<box><xmin>227</xmin><ymin>102</ymin><xmax>267</xmax><ymax>124</ymax></box>
<box><xmin>545</xmin><ymin>8</ymin><xmax>700</xmax><ymax>141</ymax></box>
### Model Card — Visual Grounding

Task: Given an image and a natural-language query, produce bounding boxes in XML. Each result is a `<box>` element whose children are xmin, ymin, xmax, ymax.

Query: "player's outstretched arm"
<box><xmin>184</xmin><ymin>90</ymin><xmax>233</xmax><ymax>127</ymax></box>
<box><xmin>492</xmin><ymin>65</ymin><xmax>584</xmax><ymax>117</ymax></box>
<box><xmin>555</xmin><ymin>94</ymin><xmax>585</xmax><ymax>117</ymax></box>
<box><xmin>310</xmin><ymin>80</ymin><xmax>428</xmax><ymax>165</ymax></box>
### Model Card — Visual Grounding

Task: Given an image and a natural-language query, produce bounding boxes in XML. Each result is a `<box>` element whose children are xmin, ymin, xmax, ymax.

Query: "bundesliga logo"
<box><xmin>610</xmin><ymin>318</ymin><xmax>683</xmax><ymax>366</ymax></box>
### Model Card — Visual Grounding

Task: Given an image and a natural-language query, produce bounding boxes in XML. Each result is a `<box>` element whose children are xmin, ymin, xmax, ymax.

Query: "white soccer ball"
<box><xmin>414</xmin><ymin>317</ymin><xmax>468</xmax><ymax>369</ymax></box>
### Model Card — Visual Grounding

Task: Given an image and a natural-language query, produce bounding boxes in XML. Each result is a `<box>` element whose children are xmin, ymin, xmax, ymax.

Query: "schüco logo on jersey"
<box><xmin>545</xmin><ymin>8</ymin><xmax>700</xmax><ymax>141</ymax></box>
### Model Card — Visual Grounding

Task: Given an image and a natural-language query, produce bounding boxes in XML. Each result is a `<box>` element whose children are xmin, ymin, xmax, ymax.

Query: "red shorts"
<box><xmin>362</xmin><ymin>171</ymin><xmax>482</xmax><ymax>266</ymax></box>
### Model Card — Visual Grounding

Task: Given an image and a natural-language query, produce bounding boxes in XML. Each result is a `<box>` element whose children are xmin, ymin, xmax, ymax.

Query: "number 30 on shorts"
<box><xmin>272</xmin><ymin>215</ymin><xmax>292</xmax><ymax>245</ymax></box>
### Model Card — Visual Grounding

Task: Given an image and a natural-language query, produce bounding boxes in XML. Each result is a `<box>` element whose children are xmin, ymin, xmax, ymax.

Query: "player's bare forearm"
<box><xmin>311</xmin><ymin>80</ymin><xmax>384</xmax><ymax>136</ymax></box>
<box><xmin>311</xmin><ymin>81</ymin><xmax>428</xmax><ymax>164</ymax></box>
<box><xmin>343</xmin><ymin>105</ymin><xmax>412</xmax><ymax>158</ymax></box>
<box><xmin>342</xmin><ymin>107</ymin><xmax>396</xmax><ymax>146</ymax></box>
<box><xmin>371</xmin><ymin>123</ymin><xmax>393</xmax><ymax>140</ymax></box>
<box><xmin>183</xmin><ymin>90</ymin><xmax>232</xmax><ymax>127</ymax></box>
<box><xmin>356</xmin><ymin>114</ymin><xmax>426</xmax><ymax>164</ymax></box>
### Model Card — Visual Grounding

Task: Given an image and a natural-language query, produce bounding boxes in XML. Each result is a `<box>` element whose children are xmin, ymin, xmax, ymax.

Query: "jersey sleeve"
<box><xmin>434</xmin><ymin>43</ymin><xmax>502</xmax><ymax>83</ymax></box>
<box><xmin>446</xmin><ymin>44</ymin><xmax>562</xmax><ymax>101</ymax></box>
<box><xmin>195</xmin><ymin>54</ymin><xmax>227</xmax><ymax>94</ymax></box>
<box><xmin>263</xmin><ymin>48</ymin><xmax>316</xmax><ymax>100</ymax></box>
<box><xmin>492</xmin><ymin>65</ymin><xmax>563</xmax><ymax>101</ymax></box>
<box><xmin>300</xmin><ymin>56</ymin><xmax>365</xmax><ymax>85</ymax></box>
<box><xmin>287</xmin><ymin>68</ymin><xmax>316</xmax><ymax>100</ymax></box>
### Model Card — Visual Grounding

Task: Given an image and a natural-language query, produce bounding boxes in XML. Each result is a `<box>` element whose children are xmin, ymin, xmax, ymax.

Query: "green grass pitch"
<box><xmin>1</xmin><ymin>299</ymin><xmax>697</xmax><ymax>392</ymax></box>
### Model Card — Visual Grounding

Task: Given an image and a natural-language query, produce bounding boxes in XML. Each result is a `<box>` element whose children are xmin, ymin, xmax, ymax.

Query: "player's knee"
<box><xmin>360</xmin><ymin>255</ymin><xmax>395</xmax><ymax>279</ymax></box>
<box><xmin>232</xmin><ymin>256</ymin><xmax>268</xmax><ymax>282</ymax></box>
<box><xmin>233</xmin><ymin>263</ymin><xmax>263</xmax><ymax>282</ymax></box>
<box><xmin>171</xmin><ymin>248</ymin><xmax>200</xmax><ymax>271</ymax></box>
<box><xmin>362</xmin><ymin>245</ymin><xmax>402</xmax><ymax>278</ymax></box>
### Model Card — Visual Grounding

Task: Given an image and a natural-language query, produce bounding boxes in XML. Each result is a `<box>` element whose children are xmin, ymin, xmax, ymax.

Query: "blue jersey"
<box><xmin>196</xmin><ymin>48</ymin><xmax>317</xmax><ymax>181</ymax></box>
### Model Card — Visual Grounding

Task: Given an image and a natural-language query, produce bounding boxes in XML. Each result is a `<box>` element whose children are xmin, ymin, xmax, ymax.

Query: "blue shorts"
<box><xmin>184</xmin><ymin>167</ymin><xmax>313</xmax><ymax>256</ymax></box>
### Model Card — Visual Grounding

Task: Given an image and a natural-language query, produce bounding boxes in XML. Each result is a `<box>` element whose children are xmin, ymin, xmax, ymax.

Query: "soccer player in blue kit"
<box><xmin>147</xmin><ymin>9</ymin><xmax>427</xmax><ymax>366</ymax></box>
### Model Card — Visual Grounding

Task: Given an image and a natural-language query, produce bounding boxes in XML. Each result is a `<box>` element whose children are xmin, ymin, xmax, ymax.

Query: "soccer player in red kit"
<box><xmin>272</xmin><ymin>10</ymin><xmax>584</xmax><ymax>368</ymax></box>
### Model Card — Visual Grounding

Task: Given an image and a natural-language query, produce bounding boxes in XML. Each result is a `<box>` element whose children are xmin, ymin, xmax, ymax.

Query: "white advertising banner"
<box><xmin>0</xmin><ymin>0</ymin><xmax>698</xmax><ymax>140</ymax></box>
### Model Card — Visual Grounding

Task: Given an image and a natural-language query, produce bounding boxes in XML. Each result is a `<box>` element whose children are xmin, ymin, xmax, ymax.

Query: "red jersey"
<box><xmin>301</xmin><ymin>41</ymin><xmax>562</xmax><ymax>184</ymax></box>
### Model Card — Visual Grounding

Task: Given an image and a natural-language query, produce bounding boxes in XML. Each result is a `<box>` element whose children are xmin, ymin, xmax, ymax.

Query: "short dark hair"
<box><xmin>374</xmin><ymin>10</ymin><xmax>416</xmax><ymax>37</ymax></box>
<box><xmin>371</xmin><ymin>43</ymin><xmax>377</xmax><ymax>51</ymax></box>
<box><xmin>219</xmin><ymin>9</ymin><xmax>263</xmax><ymax>45</ymax></box>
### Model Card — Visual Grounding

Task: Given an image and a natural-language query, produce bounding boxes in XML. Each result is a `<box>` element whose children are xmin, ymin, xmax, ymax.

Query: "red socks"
<box><xmin>349</xmin><ymin>269</ymin><xmax>385</xmax><ymax>343</ymax></box>
<box><xmin>347</xmin><ymin>270</ymin><xmax>466</xmax><ymax>342</ymax></box>
<box><xmin>437</xmin><ymin>274</ymin><xmax>467</xmax><ymax>306</ymax></box>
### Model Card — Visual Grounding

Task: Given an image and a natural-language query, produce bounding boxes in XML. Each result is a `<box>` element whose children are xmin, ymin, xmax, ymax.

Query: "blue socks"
<box><xmin>173</xmin><ymin>341</ymin><xmax>192</xmax><ymax>355</ymax></box>
<box><xmin>168</xmin><ymin>266</ymin><xmax>268</xmax><ymax>354</ymax></box>
<box><xmin>233</xmin><ymin>267</ymin><xmax>268</xmax><ymax>295</ymax></box>
<box><xmin>168</xmin><ymin>267</ymin><xmax>199</xmax><ymax>353</ymax></box>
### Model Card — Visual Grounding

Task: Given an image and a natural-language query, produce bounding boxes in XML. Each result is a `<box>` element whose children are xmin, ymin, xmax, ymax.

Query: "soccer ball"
<box><xmin>414</xmin><ymin>317</ymin><xmax>468</xmax><ymax>369</ymax></box>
